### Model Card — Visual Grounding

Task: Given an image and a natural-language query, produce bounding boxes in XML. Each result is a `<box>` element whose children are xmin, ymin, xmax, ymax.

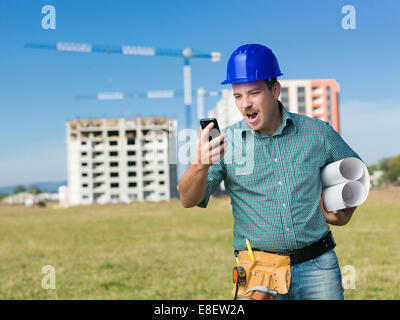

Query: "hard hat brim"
<box><xmin>220</xmin><ymin>72</ymin><xmax>283</xmax><ymax>85</ymax></box>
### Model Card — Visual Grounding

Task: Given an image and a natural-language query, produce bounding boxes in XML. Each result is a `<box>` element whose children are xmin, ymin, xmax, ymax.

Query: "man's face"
<box><xmin>232</xmin><ymin>80</ymin><xmax>281</xmax><ymax>133</ymax></box>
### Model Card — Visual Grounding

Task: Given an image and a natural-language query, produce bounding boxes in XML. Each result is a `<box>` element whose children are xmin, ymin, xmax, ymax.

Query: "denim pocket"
<box><xmin>311</xmin><ymin>249</ymin><xmax>339</xmax><ymax>270</ymax></box>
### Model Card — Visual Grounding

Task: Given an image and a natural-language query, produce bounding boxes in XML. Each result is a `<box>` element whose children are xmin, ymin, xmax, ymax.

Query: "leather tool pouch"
<box><xmin>232</xmin><ymin>250</ymin><xmax>291</xmax><ymax>299</ymax></box>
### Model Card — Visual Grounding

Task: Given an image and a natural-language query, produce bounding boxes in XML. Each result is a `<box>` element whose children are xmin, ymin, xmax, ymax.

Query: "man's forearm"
<box><xmin>179</xmin><ymin>163</ymin><xmax>209</xmax><ymax>208</ymax></box>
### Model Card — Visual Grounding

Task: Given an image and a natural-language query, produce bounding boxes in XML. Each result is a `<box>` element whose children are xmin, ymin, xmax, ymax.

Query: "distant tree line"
<box><xmin>368</xmin><ymin>154</ymin><xmax>400</xmax><ymax>187</ymax></box>
<box><xmin>0</xmin><ymin>185</ymin><xmax>47</xmax><ymax>200</ymax></box>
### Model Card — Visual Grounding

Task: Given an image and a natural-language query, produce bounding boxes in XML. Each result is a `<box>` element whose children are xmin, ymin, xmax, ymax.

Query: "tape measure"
<box><xmin>232</xmin><ymin>266</ymin><xmax>246</xmax><ymax>286</ymax></box>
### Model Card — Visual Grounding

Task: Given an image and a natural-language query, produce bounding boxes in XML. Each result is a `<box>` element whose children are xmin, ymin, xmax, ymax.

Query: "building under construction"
<box><xmin>66</xmin><ymin>117</ymin><xmax>178</xmax><ymax>205</ymax></box>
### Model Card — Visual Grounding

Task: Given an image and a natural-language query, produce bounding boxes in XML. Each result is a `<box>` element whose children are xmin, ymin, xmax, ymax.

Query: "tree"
<box><xmin>387</xmin><ymin>154</ymin><xmax>400</xmax><ymax>183</ymax></box>
<box><xmin>28</xmin><ymin>186</ymin><xmax>41</xmax><ymax>195</ymax></box>
<box><xmin>377</xmin><ymin>157</ymin><xmax>393</xmax><ymax>186</ymax></box>
<box><xmin>368</xmin><ymin>164</ymin><xmax>380</xmax><ymax>175</ymax></box>
<box><xmin>0</xmin><ymin>193</ymin><xmax>9</xmax><ymax>200</ymax></box>
<box><xmin>378</xmin><ymin>157</ymin><xmax>392</xmax><ymax>172</ymax></box>
<box><xmin>13</xmin><ymin>185</ymin><xmax>26</xmax><ymax>194</ymax></box>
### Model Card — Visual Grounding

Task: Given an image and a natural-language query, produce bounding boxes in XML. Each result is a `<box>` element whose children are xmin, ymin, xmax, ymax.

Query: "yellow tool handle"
<box><xmin>246</xmin><ymin>238</ymin><xmax>255</xmax><ymax>262</ymax></box>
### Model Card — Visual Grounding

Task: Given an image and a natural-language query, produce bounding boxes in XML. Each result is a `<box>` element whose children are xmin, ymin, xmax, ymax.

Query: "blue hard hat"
<box><xmin>221</xmin><ymin>44</ymin><xmax>283</xmax><ymax>85</ymax></box>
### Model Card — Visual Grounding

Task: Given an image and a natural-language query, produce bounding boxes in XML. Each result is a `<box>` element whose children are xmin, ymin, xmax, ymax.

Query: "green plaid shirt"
<box><xmin>197</xmin><ymin>102</ymin><xmax>363</xmax><ymax>252</ymax></box>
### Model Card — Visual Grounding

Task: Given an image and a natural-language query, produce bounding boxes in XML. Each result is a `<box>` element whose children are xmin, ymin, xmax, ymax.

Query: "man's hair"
<box><xmin>264</xmin><ymin>77</ymin><xmax>278</xmax><ymax>90</ymax></box>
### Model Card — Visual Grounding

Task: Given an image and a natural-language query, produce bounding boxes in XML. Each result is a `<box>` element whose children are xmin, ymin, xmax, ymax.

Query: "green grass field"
<box><xmin>0</xmin><ymin>187</ymin><xmax>399</xmax><ymax>300</ymax></box>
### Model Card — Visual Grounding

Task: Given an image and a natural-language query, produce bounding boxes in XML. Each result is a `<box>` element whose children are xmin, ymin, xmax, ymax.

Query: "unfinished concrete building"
<box><xmin>66</xmin><ymin>117</ymin><xmax>178</xmax><ymax>205</ymax></box>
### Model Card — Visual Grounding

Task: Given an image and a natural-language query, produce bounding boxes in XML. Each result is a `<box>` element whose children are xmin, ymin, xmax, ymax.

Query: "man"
<box><xmin>178</xmin><ymin>44</ymin><xmax>362</xmax><ymax>300</ymax></box>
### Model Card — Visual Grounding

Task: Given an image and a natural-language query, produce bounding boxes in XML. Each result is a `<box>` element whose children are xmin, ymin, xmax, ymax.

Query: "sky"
<box><xmin>0</xmin><ymin>0</ymin><xmax>399</xmax><ymax>187</ymax></box>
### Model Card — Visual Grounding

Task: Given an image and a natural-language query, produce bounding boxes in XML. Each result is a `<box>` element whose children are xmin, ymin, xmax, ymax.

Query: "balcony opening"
<box><xmin>93</xmin><ymin>182</ymin><xmax>104</xmax><ymax>188</ymax></box>
<box><xmin>128</xmin><ymin>194</ymin><xmax>137</xmax><ymax>200</ymax></box>
<box><xmin>126</xmin><ymin>130</ymin><xmax>136</xmax><ymax>138</ymax></box>
<box><xmin>107</xmin><ymin>130</ymin><xmax>119</xmax><ymax>137</ymax></box>
<box><xmin>92</xmin><ymin>141</ymin><xmax>102</xmax><ymax>147</ymax></box>
<box><xmin>93</xmin><ymin>131</ymin><xmax>102</xmax><ymax>138</ymax></box>
<box><xmin>94</xmin><ymin>193</ymin><xmax>104</xmax><ymax>201</ymax></box>
<box><xmin>144</xmin><ymin>191</ymin><xmax>154</xmax><ymax>200</ymax></box>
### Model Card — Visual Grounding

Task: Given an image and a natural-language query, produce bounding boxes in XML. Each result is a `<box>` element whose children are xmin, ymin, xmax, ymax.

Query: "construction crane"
<box><xmin>25</xmin><ymin>41</ymin><xmax>221</xmax><ymax>129</ymax></box>
<box><xmin>75</xmin><ymin>88</ymin><xmax>223</xmax><ymax>120</ymax></box>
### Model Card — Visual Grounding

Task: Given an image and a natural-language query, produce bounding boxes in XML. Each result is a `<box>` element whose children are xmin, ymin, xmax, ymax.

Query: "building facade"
<box><xmin>208</xmin><ymin>79</ymin><xmax>340</xmax><ymax>133</ymax></box>
<box><xmin>66</xmin><ymin>117</ymin><xmax>178</xmax><ymax>205</ymax></box>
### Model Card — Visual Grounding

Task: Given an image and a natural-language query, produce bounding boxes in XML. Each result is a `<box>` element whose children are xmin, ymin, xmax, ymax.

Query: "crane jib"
<box><xmin>26</xmin><ymin>42</ymin><xmax>217</xmax><ymax>60</ymax></box>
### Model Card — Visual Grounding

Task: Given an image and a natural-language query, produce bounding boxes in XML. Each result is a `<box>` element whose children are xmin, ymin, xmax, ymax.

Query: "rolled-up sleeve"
<box><xmin>196</xmin><ymin>158</ymin><xmax>226</xmax><ymax>208</ymax></box>
<box><xmin>323</xmin><ymin>122</ymin><xmax>363</xmax><ymax>164</ymax></box>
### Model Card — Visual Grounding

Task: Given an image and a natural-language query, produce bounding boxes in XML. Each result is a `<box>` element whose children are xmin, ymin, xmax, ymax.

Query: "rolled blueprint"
<box><xmin>322</xmin><ymin>180</ymin><xmax>367</xmax><ymax>212</ymax></box>
<box><xmin>321</xmin><ymin>157</ymin><xmax>370</xmax><ymax>212</ymax></box>
<box><xmin>358</xmin><ymin>161</ymin><xmax>371</xmax><ymax>192</ymax></box>
<box><xmin>321</xmin><ymin>157</ymin><xmax>364</xmax><ymax>187</ymax></box>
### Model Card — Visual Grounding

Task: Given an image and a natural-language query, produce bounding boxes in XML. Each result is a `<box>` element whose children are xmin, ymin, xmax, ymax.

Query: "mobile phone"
<box><xmin>200</xmin><ymin>118</ymin><xmax>221</xmax><ymax>142</ymax></box>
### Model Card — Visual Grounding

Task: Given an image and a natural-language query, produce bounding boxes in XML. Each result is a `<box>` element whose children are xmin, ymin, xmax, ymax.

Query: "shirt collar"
<box><xmin>241</xmin><ymin>101</ymin><xmax>296</xmax><ymax>137</ymax></box>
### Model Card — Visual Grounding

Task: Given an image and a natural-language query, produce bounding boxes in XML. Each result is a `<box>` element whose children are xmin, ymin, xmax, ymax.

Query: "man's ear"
<box><xmin>272</xmin><ymin>81</ymin><xmax>281</xmax><ymax>100</ymax></box>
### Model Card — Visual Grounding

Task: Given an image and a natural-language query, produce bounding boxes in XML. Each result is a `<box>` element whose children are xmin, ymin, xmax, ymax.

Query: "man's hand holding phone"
<box><xmin>194</xmin><ymin>120</ymin><xmax>227</xmax><ymax>167</ymax></box>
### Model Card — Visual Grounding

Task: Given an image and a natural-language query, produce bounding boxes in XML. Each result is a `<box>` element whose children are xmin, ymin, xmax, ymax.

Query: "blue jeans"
<box><xmin>238</xmin><ymin>249</ymin><xmax>344</xmax><ymax>300</ymax></box>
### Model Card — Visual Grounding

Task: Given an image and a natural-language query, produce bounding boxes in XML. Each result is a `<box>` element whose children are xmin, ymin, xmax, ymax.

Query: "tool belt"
<box><xmin>232</xmin><ymin>231</ymin><xmax>336</xmax><ymax>300</ymax></box>
<box><xmin>232</xmin><ymin>249</ymin><xmax>291</xmax><ymax>299</ymax></box>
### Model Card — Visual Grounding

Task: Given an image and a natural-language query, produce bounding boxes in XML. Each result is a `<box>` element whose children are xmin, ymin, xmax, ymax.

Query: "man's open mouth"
<box><xmin>246</xmin><ymin>112</ymin><xmax>258</xmax><ymax>123</ymax></box>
